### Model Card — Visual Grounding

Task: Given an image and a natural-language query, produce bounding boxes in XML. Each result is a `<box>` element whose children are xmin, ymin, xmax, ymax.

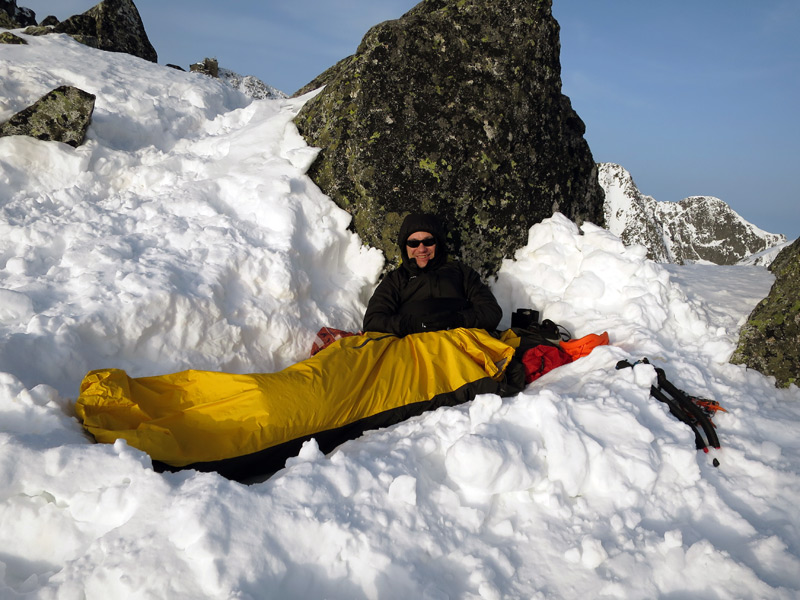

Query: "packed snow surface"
<box><xmin>2</xmin><ymin>32</ymin><xmax>799</xmax><ymax>600</ymax></box>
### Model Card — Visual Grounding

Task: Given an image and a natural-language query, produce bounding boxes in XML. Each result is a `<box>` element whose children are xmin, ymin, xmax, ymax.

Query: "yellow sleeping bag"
<box><xmin>75</xmin><ymin>328</ymin><xmax>515</xmax><ymax>480</ymax></box>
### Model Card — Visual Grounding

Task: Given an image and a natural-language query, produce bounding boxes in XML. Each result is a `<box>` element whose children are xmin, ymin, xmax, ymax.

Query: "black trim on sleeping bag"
<box><xmin>153</xmin><ymin>374</ymin><xmax>502</xmax><ymax>482</ymax></box>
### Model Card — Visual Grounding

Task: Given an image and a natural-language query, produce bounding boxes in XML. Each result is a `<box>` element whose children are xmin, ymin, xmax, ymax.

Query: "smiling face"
<box><xmin>406</xmin><ymin>230</ymin><xmax>436</xmax><ymax>268</ymax></box>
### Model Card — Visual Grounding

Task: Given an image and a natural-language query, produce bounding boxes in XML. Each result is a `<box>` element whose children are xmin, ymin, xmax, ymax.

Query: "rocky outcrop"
<box><xmin>47</xmin><ymin>0</ymin><xmax>156</xmax><ymax>62</ymax></box>
<box><xmin>0</xmin><ymin>0</ymin><xmax>36</xmax><ymax>28</ymax></box>
<box><xmin>600</xmin><ymin>163</ymin><xmax>668</xmax><ymax>261</ymax></box>
<box><xmin>18</xmin><ymin>24</ymin><xmax>48</xmax><ymax>36</ymax></box>
<box><xmin>191</xmin><ymin>57</ymin><xmax>287</xmax><ymax>100</ymax></box>
<box><xmin>0</xmin><ymin>85</ymin><xmax>96</xmax><ymax>147</ymax></box>
<box><xmin>599</xmin><ymin>163</ymin><xmax>786</xmax><ymax>264</ymax></box>
<box><xmin>190</xmin><ymin>57</ymin><xmax>219</xmax><ymax>77</ymax></box>
<box><xmin>731</xmin><ymin>238</ymin><xmax>800</xmax><ymax>388</ymax></box>
<box><xmin>738</xmin><ymin>240</ymin><xmax>794</xmax><ymax>267</ymax></box>
<box><xmin>0</xmin><ymin>30</ymin><xmax>25</xmax><ymax>43</ymax></box>
<box><xmin>218</xmin><ymin>68</ymin><xmax>286</xmax><ymax>100</ymax></box>
<box><xmin>660</xmin><ymin>197</ymin><xmax>785</xmax><ymax>264</ymax></box>
<box><xmin>294</xmin><ymin>0</ymin><xmax>604</xmax><ymax>277</ymax></box>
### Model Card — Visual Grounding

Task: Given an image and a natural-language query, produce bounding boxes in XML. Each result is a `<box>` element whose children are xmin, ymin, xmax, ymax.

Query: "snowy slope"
<box><xmin>2</xmin><ymin>32</ymin><xmax>800</xmax><ymax>600</ymax></box>
<box><xmin>0</xmin><ymin>31</ymin><xmax>383</xmax><ymax>395</ymax></box>
<box><xmin>600</xmin><ymin>163</ymin><xmax>787</xmax><ymax>265</ymax></box>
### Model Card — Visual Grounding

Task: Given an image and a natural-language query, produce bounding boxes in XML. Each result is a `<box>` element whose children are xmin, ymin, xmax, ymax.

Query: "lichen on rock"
<box><xmin>0</xmin><ymin>85</ymin><xmax>96</xmax><ymax>147</ymax></box>
<box><xmin>51</xmin><ymin>0</ymin><xmax>157</xmax><ymax>62</ymax></box>
<box><xmin>0</xmin><ymin>30</ymin><xmax>26</xmax><ymax>44</ymax></box>
<box><xmin>731</xmin><ymin>238</ymin><xmax>800</xmax><ymax>388</ymax></box>
<box><xmin>294</xmin><ymin>0</ymin><xmax>604</xmax><ymax>277</ymax></box>
<box><xmin>0</xmin><ymin>0</ymin><xmax>36</xmax><ymax>28</ymax></box>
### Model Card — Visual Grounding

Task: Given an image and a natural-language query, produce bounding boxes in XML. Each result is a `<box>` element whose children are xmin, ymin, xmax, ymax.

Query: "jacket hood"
<box><xmin>397</xmin><ymin>213</ymin><xmax>443</xmax><ymax>248</ymax></box>
<box><xmin>397</xmin><ymin>213</ymin><xmax>448</xmax><ymax>271</ymax></box>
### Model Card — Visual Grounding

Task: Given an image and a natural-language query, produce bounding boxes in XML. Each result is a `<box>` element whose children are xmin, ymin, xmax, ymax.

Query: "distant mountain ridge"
<box><xmin>218</xmin><ymin>67</ymin><xmax>286</xmax><ymax>100</ymax></box>
<box><xmin>599</xmin><ymin>163</ymin><xmax>786</xmax><ymax>265</ymax></box>
<box><xmin>189</xmin><ymin>57</ymin><xmax>286</xmax><ymax>100</ymax></box>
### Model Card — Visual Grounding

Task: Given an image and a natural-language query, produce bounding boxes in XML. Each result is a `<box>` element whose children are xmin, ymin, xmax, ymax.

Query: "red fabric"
<box><xmin>310</xmin><ymin>327</ymin><xmax>360</xmax><ymax>356</ymax></box>
<box><xmin>522</xmin><ymin>344</ymin><xmax>573</xmax><ymax>383</ymax></box>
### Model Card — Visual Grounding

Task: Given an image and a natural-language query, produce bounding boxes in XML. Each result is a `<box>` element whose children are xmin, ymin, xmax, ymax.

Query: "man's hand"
<box><xmin>421</xmin><ymin>311</ymin><xmax>465</xmax><ymax>331</ymax></box>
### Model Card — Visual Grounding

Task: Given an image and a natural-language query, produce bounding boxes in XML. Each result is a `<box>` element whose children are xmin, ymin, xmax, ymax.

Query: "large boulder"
<box><xmin>0</xmin><ymin>30</ymin><xmax>26</xmax><ymax>44</ymax></box>
<box><xmin>0</xmin><ymin>0</ymin><xmax>36</xmax><ymax>28</ymax></box>
<box><xmin>731</xmin><ymin>238</ymin><xmax>800</xmax><ymax>388</ymax></box>
<box><xmin>294</xmin><ymin>0</ymin><xmax>604</xmax><ymax>276</ymax></box>
<box><xmin>0</xmin><ymin>85</ymin><xmax>96</xmax><ymax>147</ymax></box>
<box><xmin>51</xmin><ymin>0</ymin><xmax>156</xmax><ymax>62</ymax></box>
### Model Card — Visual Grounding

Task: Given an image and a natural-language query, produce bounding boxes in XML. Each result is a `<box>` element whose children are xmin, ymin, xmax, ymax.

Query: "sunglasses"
<box><xmin>406</xmin><ymin>237</ymin><xmax>436</xmax><ymax>248</ymax></box>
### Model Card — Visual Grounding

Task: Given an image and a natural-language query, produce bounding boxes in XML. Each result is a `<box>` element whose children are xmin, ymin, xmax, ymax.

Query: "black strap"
<box><xmin>648</xmin><ymin>384</ymin><xmax>707</xmax><ymax>450</ymax></box>
<box><xmin>654</xmin><ymin>367</ymin><xmax>720</xmax><ymax>450</ymax></box>
<box><xmin>616</xmin><ymin>358</ymin><xmax>721</xmax><ymax>465</ymax></box>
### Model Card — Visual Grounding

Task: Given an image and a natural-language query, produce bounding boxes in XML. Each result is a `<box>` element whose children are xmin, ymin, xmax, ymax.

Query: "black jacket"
<box><xmin>363</xmin><ymin>213</ymin><xmax>502</xmax><ymax>336</ymax></box>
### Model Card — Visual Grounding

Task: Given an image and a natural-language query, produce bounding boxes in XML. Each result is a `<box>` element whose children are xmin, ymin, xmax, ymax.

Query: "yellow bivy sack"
<box><xmin>76</xmin><ymin>328</ymin><xmax>515</xmax><ymax>480</ymax></box>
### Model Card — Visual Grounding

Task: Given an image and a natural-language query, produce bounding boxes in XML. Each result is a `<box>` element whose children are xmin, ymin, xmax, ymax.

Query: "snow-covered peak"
<box><xmin>187</xmin><ymin>57</ymin><xmax>287</xmax><ymax>100</ymax></box>
<box><xmin>218</xmin><ymin>67</ymin><xmax>287</xmax><ymax>100</ymax></box>
<box><xmin>598</xmin><ymin>162</ymin><xmax>787</xmax><ymax>265</ymax></box>
<box><xmin>737</xmin><ymin>238</ymin><xmax>795</xmax><ymax>266</ymax></box>
<box><xmin>599</xmin><ymin>163</ymin><xmax>670</xmax><ymax>260</ymax></box>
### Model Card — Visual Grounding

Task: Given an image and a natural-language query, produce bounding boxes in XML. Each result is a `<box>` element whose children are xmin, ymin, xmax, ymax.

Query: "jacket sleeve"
<box><xmin>362</xmin><ymin>272</ymin><xmax>418</xmax><ymax>336</ymax></box>
<box><xmin>459</xmin><ymin>264</ymin><xmax>503</xmax><ymax>331</ymax></box>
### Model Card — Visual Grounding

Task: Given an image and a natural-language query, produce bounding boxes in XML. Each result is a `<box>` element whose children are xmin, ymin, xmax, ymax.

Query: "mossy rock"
<box><xmin>53</xmin><ymin>0</ymin><xmax>157</xmax><ymax>62</ymax></box>
<box><xmin>21</xmin><ymin>25</ymin><xmax>50</xmax><ymax>36</ymax></box>
<box><xmin>1</xmin><ymin>0</ymin><xmax>36</xmax><ymax>28</ymax></box>
<box><xmin>731</xmin><ymin>238</ymin><xmax>800</xmax><ymax>388</ymax></box>
<box><xmin>0</xmin><ymin>85</ymin><xmax>96</xmax><ymax>147</ymax></box>
<box><xmin>0</xmin><ymin>30</ymin><xmax>26</xmax><ymax>43</ymax></box>
<box><xmin>294</xmin><ymin>0</ymin><xmax>604</xmax><ymax>277</ymax></box>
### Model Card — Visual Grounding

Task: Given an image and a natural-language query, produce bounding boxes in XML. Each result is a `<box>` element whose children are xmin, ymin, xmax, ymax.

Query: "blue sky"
<box><xmin>21</xmin><ymin>0</ymin><xmax>800</xmax><ymax>239</ymax></box>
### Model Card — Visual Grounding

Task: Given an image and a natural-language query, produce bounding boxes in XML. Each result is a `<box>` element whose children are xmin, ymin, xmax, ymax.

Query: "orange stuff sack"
<box><xmin>559</xmin><ymin>332</ymin><xmax>610</xmax><ymax>360</ymax></box>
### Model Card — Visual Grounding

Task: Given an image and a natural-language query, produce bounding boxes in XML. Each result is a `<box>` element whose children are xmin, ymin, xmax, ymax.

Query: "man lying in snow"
<box><xmin>75</xmin><ymin>213</ymin><xmax>519</xmax><ymax>481</ymax></box>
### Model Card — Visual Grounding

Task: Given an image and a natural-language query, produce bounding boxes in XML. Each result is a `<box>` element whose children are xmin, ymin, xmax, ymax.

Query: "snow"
<box><xmin>598</xmin><ymin>163</ymin><xmax>789</xmax><ymax>267</ymax></box>
<box><xmin>598</xmin><ymin>162</ymin><xmax>645</xmax><ymax>239</ymax></box>
<box><xmin>739</xmin><ymin>239</ymin><xmax>795</xmax><ymax>267</ymax></box>
<box><xmin>2</xmin><ymin>32</ymin><xmax>800</xmax><ymax>600</ymax></box>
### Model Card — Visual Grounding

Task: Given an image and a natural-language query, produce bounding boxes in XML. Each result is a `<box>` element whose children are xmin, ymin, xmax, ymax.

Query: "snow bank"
<box><xmin>0</xmin><ymin>33</ymin><xmax>383</xmax><ymax>396</ymax></box>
